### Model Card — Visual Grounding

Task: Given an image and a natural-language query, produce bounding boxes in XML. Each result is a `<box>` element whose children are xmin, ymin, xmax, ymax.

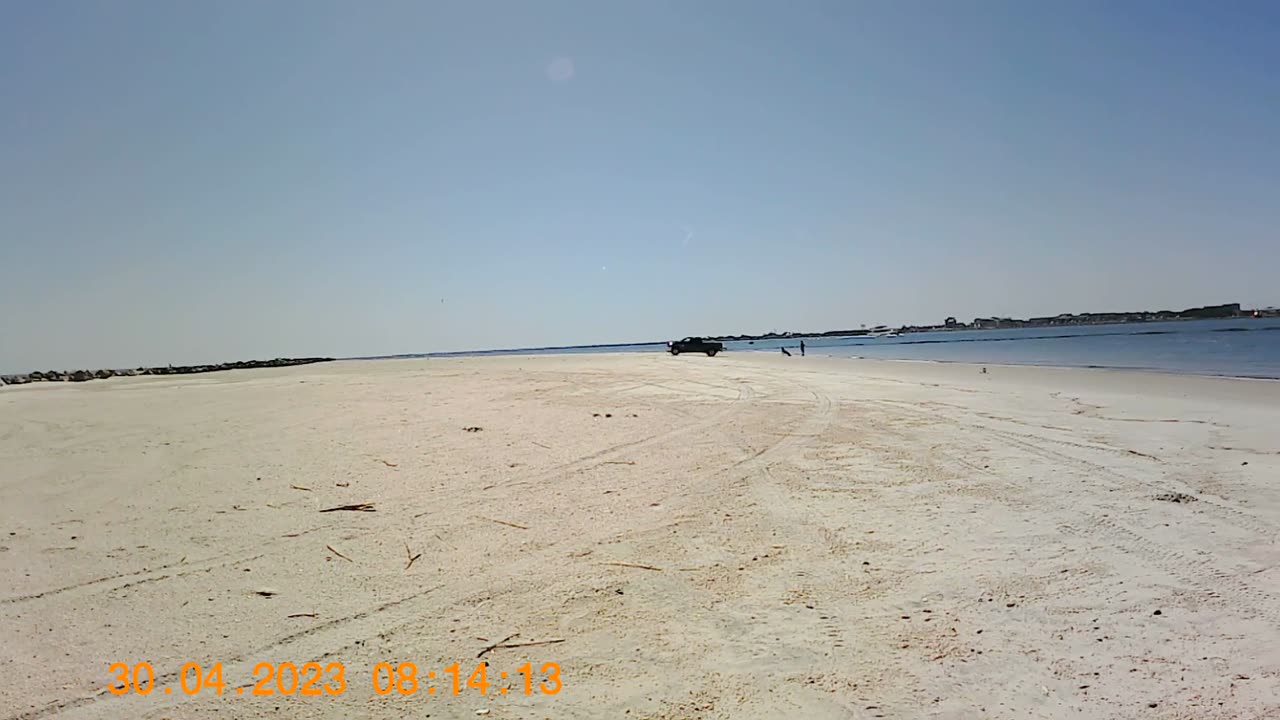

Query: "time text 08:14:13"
<box><xmin>108</xmin><ymin>661</ymin><xmax>562</xmax><ymax>697</ymax></box>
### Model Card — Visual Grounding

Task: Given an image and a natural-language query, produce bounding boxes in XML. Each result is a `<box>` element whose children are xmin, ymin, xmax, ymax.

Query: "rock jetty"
<box><xmin>1</xmin><ymin>357</ymin><xmax>333</xmax><ymax>386</ymax></box>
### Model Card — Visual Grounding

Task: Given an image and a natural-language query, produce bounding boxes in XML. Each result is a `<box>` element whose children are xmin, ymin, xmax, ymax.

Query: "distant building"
<box><xmin>972</xmin><ymin>317</ymin><xmax>1022</xmax><ymax>329</ymax></box>
<box><xmin>944</xmin><ymin>317</ymin><xmax>958</xmax><ymax>328</ymax></box>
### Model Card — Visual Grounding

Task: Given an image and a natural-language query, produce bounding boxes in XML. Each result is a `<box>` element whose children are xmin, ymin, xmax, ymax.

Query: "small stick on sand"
<box><xmin>602</xmin><ymin>461</ymin><xmax>636</xmax><ymax>465</ymax></box>
<box><xmin>380</xmin><ymin>460</ymin><xmax>398</xmax><ymax>468</ymax></box>
<box><xmin>531</xmin><ymin>441</ymin><xmax>551</xmax><ymax>449</ymax></box>
<box><xmin>488</xmin><ymin>638</ymin><xmax>567</xmax><ymax>652</ymax></box>
<box><xmin>320</xmin><ymin>502</ymin><xmax>375</xmax><ymax>513</ymax></box>
<box><xmin>603</xmin><ymin>561</ymin><xmax>663</xmax><ymax>572</ymax></box>
<box><xmin>287</xmin><ymin>612</ymin><xmax>318</xmax><ymax>618</ymax></box>
<box><xmin>290</xmin><ymin>485</ymin><xmax>312</xmax><ymax>492</ymax></box>
<box><xmin>326</xmin><ymin>544</ymin><xmax>353</xmax><ymax>562</ymax></box>
<box><xmin>477</xmin><ymin>633</ymin><xmax>521</xmax><ymax>658</ymax></box>
<box><xmin>405</xmin><ymin>542</ymin><xmax>422</xmax><ymax>571</ymax></box>
<box><xmin>477</xmin><ymin>516</ymin><xmax>529</xmax><ymax>530</ymax></box>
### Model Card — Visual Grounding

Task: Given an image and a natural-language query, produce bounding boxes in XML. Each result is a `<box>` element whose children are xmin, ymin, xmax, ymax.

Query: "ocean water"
<box><xmin>727</xmin><ymin>318</ymin><xmax>1280</xmax><ymax>379</ymax></box>
<box><xmin>401</xmin><ymin>318</ymin><xmax>1280</xmax><ymax>379</ymax></box>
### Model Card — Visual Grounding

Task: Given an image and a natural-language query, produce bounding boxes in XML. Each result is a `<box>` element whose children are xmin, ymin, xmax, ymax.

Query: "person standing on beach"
<box><xmin>800</xmin><ymin>340</ymin><xmax>806</xmax><ymax>357</ymax></box>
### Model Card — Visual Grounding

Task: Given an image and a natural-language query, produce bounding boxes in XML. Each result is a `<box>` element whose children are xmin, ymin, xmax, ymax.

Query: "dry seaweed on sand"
<box><xmin>319</xmin><ymin>502</ymin><xmax>375</xmax><ymax>513</ymax></box>
<box><xmin>603</xmin><ymin>561</ymin><xmax>663</xmax><ymax>571</ymax></box>
<box><xmin>404</xmin><ymin>543</ymin><xmax>422</xmax><ymax>571</ymax></box>
<box><xmin>480</xmin><ymin>637</ymin><xmax>566</xmax><ymax>656</ymax></box>
<box><xmin>476</xmin><ymin>516</ymin><xmax>529</xmax><ymax>530</ymax></box>
<box><xmin>476</xmin><ymin>633</ymin><xmax>520</xmax><ymax>658</ymax></box>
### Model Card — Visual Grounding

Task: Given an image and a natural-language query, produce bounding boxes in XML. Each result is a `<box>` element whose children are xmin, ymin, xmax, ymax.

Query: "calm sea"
<box><xmin>398</xmin><ymin>318</ymin><xmax>1280</xmax><ymax>379</ymax></box>
<box><xmin>741</xmin><ymin>318</ymin><xmax>1280</xmax><ymax>379</ymax></box>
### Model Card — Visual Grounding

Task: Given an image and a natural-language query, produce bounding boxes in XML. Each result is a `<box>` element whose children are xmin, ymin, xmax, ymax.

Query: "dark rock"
<box><xmin>5</xmin><ymin>358</ymin><xmax>334</xmax><ymax>385</ymax></box>
<box><xmin>1</xmin><ymin>374</ymin><xmax>31</xmax><ymax>385</ymax></box>
<box><xmin>1154</xmin><ymin>492</ymin><xmax>1197</xmax><ymax>504</ymax></box>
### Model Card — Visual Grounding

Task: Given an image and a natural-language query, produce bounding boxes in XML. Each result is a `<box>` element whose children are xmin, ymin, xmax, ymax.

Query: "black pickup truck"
<box><xmin>667</xmin><ymin>337</ymin><xmax>723</xmax><ymax>356</ymax></box>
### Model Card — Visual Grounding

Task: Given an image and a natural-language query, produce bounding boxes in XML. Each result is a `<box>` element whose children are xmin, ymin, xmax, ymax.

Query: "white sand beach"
<box><xmin>3</xmin><ymin>354</ymin><xmax>1279</xmax><ymax>719</ymax></box>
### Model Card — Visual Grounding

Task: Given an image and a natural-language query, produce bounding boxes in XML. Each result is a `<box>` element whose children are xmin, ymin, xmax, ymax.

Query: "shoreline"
<box><xmin>816</xmin><ymin>352</ymin><xmax>1280</xmax><ymax>382</ymax></box>
<box><xmin>6</xmin><ymin>317</ymin><xmax>1274</xmax><ymax>385</ymax></box>
<box><xmin>344</xmin><ymin>317</ymin><xmax>1280</xmax><ymax>381</ymax></box>
<box><xmin>5</xmin><ymin>350</ymin><xmax>1277</xmax><ymax>389</ymax></box>
<box><xmin>400</xmin><ymin>347</ymin><xmax>1280</xmax><ymax>382</ymax></box>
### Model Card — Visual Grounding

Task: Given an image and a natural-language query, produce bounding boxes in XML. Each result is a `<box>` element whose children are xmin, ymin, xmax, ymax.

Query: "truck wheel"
<box><xmin>706</xmin><ymin>349</ymin><xmax>718</xmax><ymax>357</ymax></box>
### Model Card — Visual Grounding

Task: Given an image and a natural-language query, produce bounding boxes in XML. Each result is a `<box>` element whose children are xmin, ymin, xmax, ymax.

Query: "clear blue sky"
<box><xmin>3</xmin><ymin>1</ymin><xmax>1278</xmax><ymax>371</ymax></box>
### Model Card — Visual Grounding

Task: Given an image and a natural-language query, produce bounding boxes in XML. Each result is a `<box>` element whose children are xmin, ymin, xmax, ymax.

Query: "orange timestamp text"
<box><xmin>107</xmin><ymin>660</ymin><xmax>562</xmax><ymax>697</ymax></box>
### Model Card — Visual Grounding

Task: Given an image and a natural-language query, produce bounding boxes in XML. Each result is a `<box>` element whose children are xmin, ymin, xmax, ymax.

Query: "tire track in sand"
<box><xmin>4</xmin><ymin>583</ymin><xmax>446</xmax><ymax>720</ymax></box>
<box><xmin>868</xmin><ymin>399</ymin><xmax>1280</xmax><ymax>629</ymax></box>
<box><xmin>0</xmin><ymin>553</ymin><xmax>267</xmax><ymax>606</ymax></box>
<box><xmin>491</xmin><ymin>382</ymin><xmax>756</xmax><ymax>489</ymax></box>
<box><xmin>3</xmin><ymin>383</ymin><xmax>754</xmax><ymax>609</ymax></box>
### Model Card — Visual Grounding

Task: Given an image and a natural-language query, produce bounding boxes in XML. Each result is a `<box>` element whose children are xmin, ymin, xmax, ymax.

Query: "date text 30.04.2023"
<box><xmin>108</xmin><ymin>661</ymin><xmax>562</xmax><ymax>697</ymax></box>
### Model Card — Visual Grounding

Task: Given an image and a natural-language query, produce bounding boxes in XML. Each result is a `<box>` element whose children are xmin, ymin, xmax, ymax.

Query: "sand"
<box><xmin>3</xmin><ymin>353</ymin><xmax>1279</xmax><ymax>719</ymax></box>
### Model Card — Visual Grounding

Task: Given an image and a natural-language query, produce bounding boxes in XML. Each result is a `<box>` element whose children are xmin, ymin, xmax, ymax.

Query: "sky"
<box><xmin>2</xmin><ymin>1</ymin><xmax>1278</xmax><ymax>371</ymax></box>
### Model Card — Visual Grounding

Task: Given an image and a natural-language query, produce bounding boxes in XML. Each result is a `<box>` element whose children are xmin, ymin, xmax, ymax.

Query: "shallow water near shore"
<box><xmin>390</xmin><ymin>318</ymin><xmax>1280</xmax><ymax>379</ymax></box>
<box><xmin>801</xmin><ymin>317</ymin><xmax>1280</xmax><ymax>378</ymax></box>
